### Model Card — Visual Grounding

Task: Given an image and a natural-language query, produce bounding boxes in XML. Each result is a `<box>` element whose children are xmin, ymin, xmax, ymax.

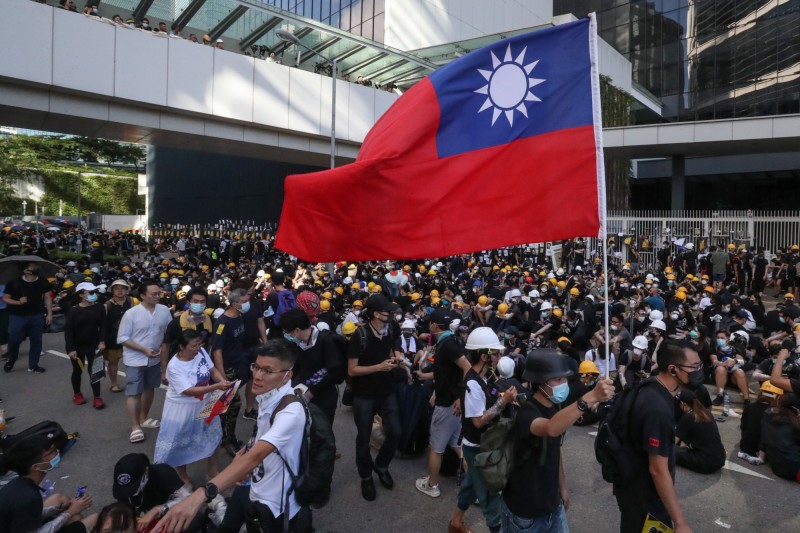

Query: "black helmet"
<box><xmin>522</xmin><ymin>349</ymin><xmax>573</xmax><ymax>384</ymax></box>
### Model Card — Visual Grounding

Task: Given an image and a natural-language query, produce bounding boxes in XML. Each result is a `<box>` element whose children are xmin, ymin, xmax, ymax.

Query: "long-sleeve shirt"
<box><xmin>64</xmin><ymin>303</ymin><xmax>105</xmax><ymax>353</ymax></box>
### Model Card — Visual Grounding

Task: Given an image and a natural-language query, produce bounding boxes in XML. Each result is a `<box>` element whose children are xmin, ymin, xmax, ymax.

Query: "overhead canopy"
<box><xmin>101</xmin><ymin>0</ymin><xmax>438</xmax><ymax>89</ymax></box>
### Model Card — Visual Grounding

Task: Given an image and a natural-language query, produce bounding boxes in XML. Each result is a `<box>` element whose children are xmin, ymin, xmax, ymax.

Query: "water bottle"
<box><xmin>723</xmin><ymin>392</ymin><xmax>731</xmax><ymax>416</ymax></box>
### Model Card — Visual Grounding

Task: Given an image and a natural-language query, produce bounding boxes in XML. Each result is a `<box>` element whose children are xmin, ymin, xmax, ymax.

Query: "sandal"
<box><xmin>129</xmin><ymin>429</ymin><xmax>145</xmax><ymax>443</ymax></box>
<box><xmin>141</xmin><ymin>418</ymin><xmax>160</xmax><ymax>429</ymax></box>
<box><xmin>109</xmin><ymin>385</ymin><xmax>123</xmax><ymax>393</ymax></box>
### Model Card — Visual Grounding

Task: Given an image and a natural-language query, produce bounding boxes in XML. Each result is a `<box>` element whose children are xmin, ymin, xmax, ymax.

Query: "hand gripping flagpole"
<box><xmin>588</xmin><ymin>13</ymin><xmax>610</xmax><ymax>379</ymax></box>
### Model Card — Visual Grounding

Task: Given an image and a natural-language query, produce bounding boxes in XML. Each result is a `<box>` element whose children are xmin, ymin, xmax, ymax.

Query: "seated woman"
<box><xmin>760</xmin><ymin>393</ymin><xmax>800</xmax><ymax>481</ymax></box>
<box><xmin>738</xmin><ymin>380</ymin><xmax>783</xmax><ymax>465</ymax></box>
<box><xmin>0</xmin><ymin>433</ymin><xmax>97</xmax><ymax>532</ymax></box>
<box><xmin>91</xmin><ymin>502</ymin><xmax>136</xmax><ymax>533</ymax></box>
<box><xmin>675</xmin><ymin>390</ymin><xmax>726</xmax><ymax>474</ymax></box>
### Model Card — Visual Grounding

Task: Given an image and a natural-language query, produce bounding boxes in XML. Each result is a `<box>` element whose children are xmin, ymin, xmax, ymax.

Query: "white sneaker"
<box><xmin>415</xmin><ymin>476</ymin><xmax>441</xmax><ymax>498</ymax></box>
<box><xmin>737</xmin><ymin>451</ymin><xmax>763</xmax><ymax>465</ymax></box>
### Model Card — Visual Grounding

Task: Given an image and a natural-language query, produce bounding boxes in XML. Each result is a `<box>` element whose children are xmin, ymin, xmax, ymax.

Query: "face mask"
<box><xmin>402</xmin><ymin>331</ymin><xmax>413</xmax><ymax>338</ymax></box>
<box><xmin>239</xmin><ymin>301</ymin><xmax>251</xmax><ymax>314</ymax></box>
<box><xmin>283</xmin><ymin>333</ymin><xmax>299</xmax><ymax>344</ymax></box>
<box><xmin>779</xmin><ymin>317</ymin><xmax>786</xmax><ymax>324</ymax></box>
<box><xmin>545</xmin><ymin>382</ymin><xmax>570</xmax><ymax>404</ymax></box>
<box><xmin>716</xmin><ymin>338</ymin><xmax>727</xmax><ymax>348</ymax></box>
<box><xmin>190</xmin><ymin>303</ymin><xmax>206</xmax><ymax>314</ymax></box>
<box><xmin>701</xmin><ymin>280</ymin><xmax>707</xmax><ymax>285</ymax></box>
<box><xmin>36</xmin><ymin>453</ymin><xmax>61</xmax><ymax>472</ymax></box>
<box><xmin>633</xmin><ymin>348</ymin><xmax>643</xmax><ymax>356</ymax></box>
<box><xmin>395</xmin><ymin>314</ymin><xmax>402</xmax><ymax>321</ymax></box>
<box><xmin>353</xmin><ymin>309</ymin><xmax>361</xmax><ymax>316</ymax></box>
<box><xmin>541</xmin><ymin>311</ymin><xmax>549</xmax><ymax>319</ymax></box>
<box><xmin>636</xmin><ymin>315</ymin><xmax>646</xmax><ymax>323</ymax></box>
<box><xmin>610</xmin><ymin>325</ymin><xmax>618</xmax><ymax>331</ymax></box>
<box><xmin>722</xmin><ymin>306</ymin><xmax>730</xmax><ymax>313</ymax></box>
<box><xmin>670</xmin><ymin>312</ymin><xmax>679</xmax><ymax>320</ymax></box>
<box><xmin>86</xmin><ymin>293</ymin><xmax>98</xmax><ymax>303</ymax></box>
<box><xmin>684</xmin><ymin>369</ymin><xmax>705</xmax><ymax>391</ymax></box>
<box><xmin>689</xmin><ymin>330</ymin><xmax>699</xmax><ymax>340</ymax></box>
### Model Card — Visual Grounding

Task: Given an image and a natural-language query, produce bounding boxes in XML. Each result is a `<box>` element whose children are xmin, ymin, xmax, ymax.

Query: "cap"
<box><xmin>677</xmin><ymin>390</ymin><xmax>696</xmax><ymax>406</ymax></box>
<box><xmin>75</xmin><ymin>282</ymin><xmax>97</xmax><ymax>293</ymax></box>
<box><xmin>735</xmin><ymin>309</ymin><xmax>749</xmax><ymax>319</ymax></box>
<box><xmin>429</xmin><ymin>308</ymin><xmax>456</xmax><ymax>328</ymax></box>
<box><xmin>365</xmin><ymin>294</ymin><xmax>391</xmax><ymax>314</ymax></box>
<box><xmin>113</xmin><ymin>453</ymin><xmax>150</xmax><ymax>500</ymax></box>
<box><xmin>110</xmin><ymin>279</ymin><xmax>130</xmax><ymax>289</ymax></box>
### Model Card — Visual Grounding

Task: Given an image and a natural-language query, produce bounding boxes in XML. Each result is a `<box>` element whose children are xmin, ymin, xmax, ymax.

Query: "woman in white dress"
<box><xmin>154</xmin><ymin>329</ymin><xmax>230</xmax><ymax>485</ymax></box>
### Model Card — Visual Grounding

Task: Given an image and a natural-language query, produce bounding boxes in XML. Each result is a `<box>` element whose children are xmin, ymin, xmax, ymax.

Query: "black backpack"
<box><xmin>271</xmin><ymin>392</ymin><xmax>336</xmax><ymax>518</ymax></box>
<box><xmin>594</xmin><ymin>379</ymin><xmax>654</xmax><ymax>483</ymax></box>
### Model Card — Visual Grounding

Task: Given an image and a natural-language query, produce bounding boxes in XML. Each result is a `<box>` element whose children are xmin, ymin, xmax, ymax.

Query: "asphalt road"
<box><xmin>1</xmin><ymin>331</ymin><xmax>799</xmax><ymax>533</ymax></box>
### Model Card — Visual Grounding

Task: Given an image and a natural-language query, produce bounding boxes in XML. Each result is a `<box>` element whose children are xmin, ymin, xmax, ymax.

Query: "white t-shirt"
<box><xmin>165</xmin><ymin>348</ymin><xmax>214</xmax><ymax>404</ymax></box>
<box><xmin>248</xmin><ymin>383</ymin><xmax>306</xmax><ymax>519</ymax></box>
<box><xmin>585</xmin><ymin>348</ymin><xmax>616</xmax><ymax>376</ymax></box>
<box><xmin>463</xmin><ymin>377</ymin><xmax>487</xmax><ymax>448</ymax></box>
<box><xmin>117</xmin><ymin>303</ymin><xmax>172</xmax><ymax>367</ymax></box>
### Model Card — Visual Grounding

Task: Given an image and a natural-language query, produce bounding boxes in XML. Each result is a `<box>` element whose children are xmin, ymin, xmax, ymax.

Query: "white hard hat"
<box><xmin>732</xmin><ymin>330</ymin><xmax>749</xmax><ymax>343</ymax></box>
<box><xmin>556</xmin><ymin>268</ymin><xmax>564</xmax><ymax>276</ymax></box>
<box><xmin>215</xmin><ymin>280</ymin><xmax>224</xmax><ymax>288</ymax></box>
<box><xmin>547</xmin><ymin>272</ymin><xmax>555</xmax><ymax>279</ymax></box>
<box><xmin>465</xmin><ymin>327</ymin><xmax>505</xmax><ymax>351</ymax></box>
<box><xmin>170</xmin><ymin>277</ymin><xmax>179</xmax><ymax>284</ymax></box>
<box><xmin>91</xmin><ymin>267</ymin><xmax>100</xmax><ymax>274</ymax></box>
<box><xmin>540</xmin><ymin>301</ymin><xmax>553</xmax><ymax>311</ymax></box>
<box><xmin>343</xmin><ymin>276</ymin><xmax>353</xmax><ymax>284</ymax></box>
<box><xmin>685</xmin><ymin>243</ymin><xmax>694</xmax><ymax>250</ymax></box>
<box><xmin>632</xmin><ymin>335</ymin><xmax>649</xmax><ymax>350</ymax></box>
<box><xmin>650</xmin><ymin>319</ymin><xmax>666</xmax><ymax>331</ymax></box>
<box><xmin>649</xmin><ymin>309</ymin><xmax>664</xmax><ymax>321</ymax></box>
<box><xmin>182</xmin><ymin>285</ymin><xmax>191</xmax><ymax>293</ymax></box>
<box><xmin>401</xmin><ymin>319</ymin><xmax>416</xmax><ymax>330</ymax></box>
<box><xmin>257</xmin><ymin>270</ymin><xmax>266</xmax><ymax>277</ymax></box>
<box><xmin>497</xmin><ymin>356</ymin><xmax>516</xmax><ymax>379</ymax></box>
<box><xmin>316</xmin><ymin>322</ymin><xmax>330</xmax><ymax>332</ymax></box>
<box><xmin>207</xmin><ymin>283</ymin><xmax>217</xmax><ymax>291</ymax></box>
<box><xmin>508</xmin><ymin>289</ymin><xmax>522</xmax><ymax>299</ymax></box>
<box><xmin>529</xmin><ymin>290</ymin><xmax>540</xmax><ymax>298</ymax></box>
<box><xmin>66</xmin><ymin>261</ymin><xmax>76</xmax><ymax>267</ymax></box>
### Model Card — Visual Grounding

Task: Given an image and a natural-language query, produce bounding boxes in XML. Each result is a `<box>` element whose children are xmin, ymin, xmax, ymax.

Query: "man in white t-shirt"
<box><xmin>154</xmin><ymin>340</ymin><xmax>310</xmax><ymax>533</ymax></box>
<box><xmin>117</xmin><ymin>279</ymin><xmax>172</xmax><ymax>444</ymax></box>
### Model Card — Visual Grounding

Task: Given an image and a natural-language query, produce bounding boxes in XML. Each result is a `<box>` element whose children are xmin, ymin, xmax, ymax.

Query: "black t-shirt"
<box><xmin>0</xmin><ymin>476</ymin><xmax>43</xmax><ymax>533</ymax></box>
<box><xmin>291</xmin><ymin>331</ymin><xmax>343</xmax><ymax>397</ymax></box>
<box><xmin>613</xmin><ymin>381</ymin><xmax>676</xmax><ymax>523</ymax></box>
<box><xmin>5</xmin><ymin>276</ymin><xmax>50</xmax><ymax>316</ymax></box>
<box><xmin>241</xmin><ymin>299</ymin><xmax>263</xmax><ymax>347</ymax></box>
<box><xmin>211</xmin><ymin>313</ymin><xmax>246</xmax><ymax>367</ymax></box>
<box><xmin>104</xmin><ymin>297</ymin><xmax>133</xmax><ymax>347</ymax></box>
<box><xmin>503</xmin><ymin>399</ymin><xmax>562</xmax><ymax>519</ymax></box>
<box><xmin>65</xmin><ymin>303</ymin><xmax>105</xmax><ymax>353</ymax></box>
<box><xmin>432</xmin><ymin>335</ymin><xmax>464</xmax><ymax>407</ymax></box>
<box><xmin>761</xmin><ymin>415</ymin><xmax>800</xmax><ymax>480</ymax></box>
<box><xmin>347</xmin><ymin>325</ymin><xmax>395</xmax><ymax>397</ymax></box>
<box><xmin>676</xmin><ymin>413</ymin><xmax>725</xmax><ymax>462</ymax></box>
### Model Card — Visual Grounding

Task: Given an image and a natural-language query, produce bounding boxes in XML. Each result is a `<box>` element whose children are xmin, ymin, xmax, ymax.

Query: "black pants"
<box><xmin>615</xmin><ymin>492</ymin><xmax>672</xmax><ymax>533</ymax></box>
<box><xmin>70</xmin><ymin>350</ymin><xmax>101</xmax><ymax>397</ymax></box>
<box><xmin>676</xmin><ymin>447</ymin><xmax>724</xmax><ymax>474</ymax></box>
<box><xmin>245</xmin><ymin>501</ymin><xmax>312</xmax><ymax>533</ymax></box>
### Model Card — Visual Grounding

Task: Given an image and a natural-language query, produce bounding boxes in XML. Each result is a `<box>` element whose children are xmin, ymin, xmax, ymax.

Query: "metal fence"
<box><xmin>569</xmin><ymin>210</ymin><xmax>800</xmax><ymax>272</ymax></box>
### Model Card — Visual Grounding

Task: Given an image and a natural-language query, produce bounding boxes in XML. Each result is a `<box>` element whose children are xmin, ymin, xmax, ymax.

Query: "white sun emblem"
<box><xmin>474</xmin><ymin>44</ymin><xmax>546</xmax><ymax>127</ymax></box>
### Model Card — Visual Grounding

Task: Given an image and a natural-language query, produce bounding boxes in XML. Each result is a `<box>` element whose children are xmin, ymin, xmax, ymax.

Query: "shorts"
<box><xmin>104</xmin><ymin>347</ymin><xmax>122</xmax><ymax>364</ymax></box>
<box><xmin>125</xmin><ymin>364</ymin><xmax>161</xmax><ymax>396</ymax></box>
<box><xmin>429</xmin><ymin>405</ymin><xmax>462</xmax><ymax>453</ymax></box>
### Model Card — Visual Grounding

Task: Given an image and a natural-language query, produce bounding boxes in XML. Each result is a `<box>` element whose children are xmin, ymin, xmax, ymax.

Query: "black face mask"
<box><xmin>684</xmin><ymin>369</ymin><xmax>705</xmax><ymax>391</ymax></box>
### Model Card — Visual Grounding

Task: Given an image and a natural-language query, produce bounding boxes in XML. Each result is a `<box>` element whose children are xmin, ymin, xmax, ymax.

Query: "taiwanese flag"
<box><xmin>276</xmin><ymin>16</ymin><xmax>605</xmax><ymax>261</ymax></box>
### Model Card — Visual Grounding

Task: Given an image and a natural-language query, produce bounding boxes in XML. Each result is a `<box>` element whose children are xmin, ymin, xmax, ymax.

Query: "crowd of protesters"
<box><xmin>30</xmin><ymin>0</ymin><xmax>398</xmax><ymax>93</ymax></box>
<box><xmin>2</xmin><ymin>223</ymin><xmax>800</xmax><ymax>533</ymax></box>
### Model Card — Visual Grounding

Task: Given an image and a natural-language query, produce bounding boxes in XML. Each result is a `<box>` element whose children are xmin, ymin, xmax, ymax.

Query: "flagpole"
<box><xmin>588</xmin><ymin>12</ymin><xmax>610</xmax><ymax>379</ymax></box>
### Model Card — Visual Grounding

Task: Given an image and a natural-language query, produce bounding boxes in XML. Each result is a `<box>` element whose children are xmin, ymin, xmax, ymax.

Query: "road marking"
<box><xmin>587</xmin><ymin>431</ymin><xmax>597</xmax><ymax>436</ymax></box>
<box><xmin>722</xmin><ymin>459</ymin><xmax>774</xmax><ymax>481</ymax></box>
<box><xmin>46</xmin><ymin>350</ymin><xmax>168</xmax><ymax>390</ymax></box>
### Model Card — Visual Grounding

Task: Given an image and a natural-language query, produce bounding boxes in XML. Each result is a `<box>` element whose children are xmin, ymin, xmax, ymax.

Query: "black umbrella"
<box><xmin>0</xmin><ymin>255</ymin><xmax>63</xmax><ymax>284</ymax></box>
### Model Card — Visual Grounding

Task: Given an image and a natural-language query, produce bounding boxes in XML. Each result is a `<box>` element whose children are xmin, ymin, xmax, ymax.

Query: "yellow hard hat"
<box><xmin>351</xmin><ymin>282</ymin><xmax>360</xmax><ymax>290</ymax></box>
<box><xmin>552</xmin><ymin>308</ymin><xmax>563</xmax><ymax>318</ymax></box>
<box><xmin>785</xmin><ymin>293</ymin><xmax>795</xmax><ymax>300</ymax></box>
<box><xmin>122</xmin><ymin>265</ymin><xmax>131</xmax><ymax>272</ymax></box>
<box><xmin>557</xmin><ymin>336</ymin><xmax>572</xmax><ymax>345</ymax></box>
<box><xmin>497</xmin><ymin>303</ymin><xmax>509</xmax><ymax>317</ymax></box>
<box><xmin>367</xmin><ymin>281</ymin><xmax>376</xmax><ymax>291</ymax></box>
<box><xmin>760</xmin><ymin>380</ymin><xmax>784</xmax><ymax>396</ymax></box>
<box><xmin>666</xmin><ymin>274</ymin><xmax>676</xmax><ymax>280</ymax></box>
<box><xmin>428</xmin><ymin>269</ymin><xmax>436</xmax><ymax>276</ymax></box>
<box><xmin>664</xmin><ymin>266</ymin><xmax>673</xmax><ymax>274</ymax></box>
<box><xmin>161</xmin><ymin>259</ymin><xmax>170</xmax><ymax>266</ymax></box>
<box><xmin>334</xmin><ymin>287</ymin><xmax>344</xmax><ymax>295</ymax></box>
<box><xmin>322</xmin><ymin>291</ymin><xmax>332</xmax><ymax>300</ymax></box>
<box><xmin>704</xmin><ymin>286</ymin><xmax>715</xmax><ymax>294</ymax></box>
<box><xmin>550</xmin><ymin>278</ymin><xmax>558</xmax><ymax>286</ymax></box>
<box><xmin>342</xmin><ymin>322</ymin><xmax>357</xmax><ymax>335</ymax></box>
<box><xmin>579</xmin><ymin>360</ymin><xmax>600</xmax><ymax>375</ymax></box>
<box><xmin>701</xmin><ymin>274</ymin><xmax>709</xmax><ymax>280</ymax></box>
<box><xmin>492</xmin><ymin>265</ymin><xmax>500</xmax><ymax>271</ymax></box>
<box><xmin>201</xmin><ymin>265</ymin><xmax>209</xmax><ymax>272</ymax></box>
<box><xmin>83</xmin><ymin>269</ymin><xmax>93</xmax><ymax>275</ymax></box>
<box><xmin>92</xmin><ymin>241</ymin><xmax>100</xmax><ymax>248</ymax></box>
<box><xmin>478</xmin><ymin>295</ymin><xmax>488</xmax><ymax>306</ymax></box>
<box><xmin>63</xmin><ymin>280</ymin><xmax>75</xmax><ymax>289</ymax></box>
<box><xmin>320</xmin><ymin>300</ymin><xmax>331</xmax><ymax>311</ymax></box>
<box><xmin>674</xmin><ymin>291</ymin><xmax>686</xmax><ymax>300</ymax></box>
<box><xmin>352</xmin><ymin>300</ymin><xmax>364</xmax><ymax>308</ymax></box>
<box><xmin>431</xmin><ymin>297</ymin><xmax>441</xmax><ymax>305</ymax></box>
<box><xmin>403</xmin><ymin>265</ymin><xmax>411</xmax><ymax>272</ymax></box>
<box><xmin>160</xmin><ymin>272</ymin><xmax>169</xmax><ymax>279</ymax></box>
<box><xmin>410</xmin><ymin>292</ymin><xmax>421</xmax><ymax>301</ymax></box>
<box><xmin>557</xmin><ymin>280</ymin><xmax>567</xmax><ymax>289</ymax></box>
<box><xmin>228</xmin><ymin>262</ymin><xmax>236</xmax><ymax>268</ymax></box>
<box><xmin>430</xmin><ymin>289</ymin><xmax>440</xmax><ymax>298</ymax></box>
<box><xmin>569</xmin><ymin>287</ymin><xmax>580</xmax><ymax>297</ymax></box>
<box><xmin>371</xmin><ymin>285</ymin><xmax>382</xmax><ymax>293</ymax></box>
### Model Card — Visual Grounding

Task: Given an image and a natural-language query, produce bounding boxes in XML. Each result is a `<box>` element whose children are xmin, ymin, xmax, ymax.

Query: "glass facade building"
<box><xmin>555</xmin><ymin>0</ymin><xmax>800</xmax><ymax>123</ymax></box>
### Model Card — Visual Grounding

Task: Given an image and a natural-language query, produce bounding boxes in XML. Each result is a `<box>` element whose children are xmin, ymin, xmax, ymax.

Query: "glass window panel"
<box><xmin>374</xmin><ymin>0</ymin><xmax>384</xmax><ymax>15</ymax></box>
<box><xmin>362</xmin><ymin>17</ymin><xmax>373</xmax><ymax>40</ymax></box>
<box><xmin>373</xmin><ymin>11</ymin><xmax>384</xmax><ymax>42</ymax></box>
<box><xmin>363</xmin><ymin>0</ymin><xmax>373</xmax><ymax>20</ymax></box>
<box><xmin>321</xmin><ymin>0</ymin><xmax>330</xmax><ymax>22</ymax></box>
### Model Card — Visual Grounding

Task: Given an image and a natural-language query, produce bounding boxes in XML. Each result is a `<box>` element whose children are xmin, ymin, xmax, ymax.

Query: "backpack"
<box><xmin>270</xmin><ymin>392</ymin><xmax>336</xmax><ymax>517</ymax></box>
<box><xmin>273</xmin><ymin>289</ymin><xmax>297</xmax><ymax>325</ymax></box>
<box><xmin>473</xmin><ymin>402</ymin><xmax>546</xmax><ymax>494</ymax></box>
<box><xmin>594</xmin><ymin>379</ymin><xmax>653</xmax><ymax>484</ymax></box>
<box><xmin>1</xmin><ymin>421</ymin><xmax>78</xmax><ymax>471</ymax></box>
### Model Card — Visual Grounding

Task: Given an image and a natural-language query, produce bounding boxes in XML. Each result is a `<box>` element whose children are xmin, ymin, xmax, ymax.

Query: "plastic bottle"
<box><xmin>723</xmin><ymin>392</ymin><xmax>731</xmax><ymax>416</ymax></box>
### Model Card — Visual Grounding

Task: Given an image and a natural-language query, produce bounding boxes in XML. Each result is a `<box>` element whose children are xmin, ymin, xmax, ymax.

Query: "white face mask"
<box><xmin>670</xmin><ymin>312</ymin><xmax>679</xmax><ymax>320</ymax></box>
<box><xmin>633</xmin><ymin>348</ymin><xmax>643</xmax><ymax>356</ymax></box>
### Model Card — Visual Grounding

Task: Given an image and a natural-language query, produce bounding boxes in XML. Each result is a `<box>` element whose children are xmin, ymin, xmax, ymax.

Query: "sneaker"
<box><xmin>361</xmin><ymin>477</ymin><xmax>376</xmax><ymax>501</ymax></box>
<box><xmin>28</xmin><ymin>366</ymin><xmax>46</xmax><ymax>374</ymax></box>
<box><xmin>93</xmin><ymin>397</ymin><xmax>105</xmax><ymax>410</ymax></box>
<box><xmin>415</xmin><ymin>476</ymin><xmax>441</xmax><ymax>498</ymax></box>
<box><xmin>712</xmin><ymin>394</ymin><xmax>724</xmax><ymax>406</ymax></box>
<box><xmin>242</xmin><ymin>408</ymin><xmax>258</xmax><ymax>421</ymax></box>
<box><xmin>73</xmin><ymin>393</ymin><xmax>87</xmax><ymax>405</ymax></box>
<box><xmin>3</xmin><ymin>361</ymin><xmax>13</xmax><ymax>373</ymax></box>
<box><xmin>737</xmin><ymin>451</ymin><xmax>762</xmax><ymax>465</ymax></box>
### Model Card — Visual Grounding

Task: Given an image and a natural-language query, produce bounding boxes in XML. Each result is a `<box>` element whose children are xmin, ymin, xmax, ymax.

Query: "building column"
<box><xmin>671</xmin><ymin>154</ymin><xmax>685</xmax><ymax>210</ymax></box>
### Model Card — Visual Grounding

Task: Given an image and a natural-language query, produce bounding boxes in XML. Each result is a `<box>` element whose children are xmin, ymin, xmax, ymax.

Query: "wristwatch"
<box><xmin>576</xmin><ymin>397</ymin><xmax>589</xmax><ymax>413</ymax></box>
<box><xmin>203</xmin><ymin>482</ymin><xmax>219</xmax><ymax>503</ymax></box>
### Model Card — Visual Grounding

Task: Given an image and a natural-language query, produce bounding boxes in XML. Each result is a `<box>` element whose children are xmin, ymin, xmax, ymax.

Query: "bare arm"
<box><xmin>770</xmin><ymin>349</ymin><xmax>794</xmax><ymax>392</ymax></box>
<box><xmin>530</xmin><ymin>380</ymin><xmax>615</xmax><ymax>437</ymax></box>
<box><xmin>649</xmin><ymin>454</ymin><xmax>691</xmax><ymax>532</ymax></box>
<box><xmin>348</xmin><ymin>357</ymin><xmax>396</xmax><ymax>377</ymax></box>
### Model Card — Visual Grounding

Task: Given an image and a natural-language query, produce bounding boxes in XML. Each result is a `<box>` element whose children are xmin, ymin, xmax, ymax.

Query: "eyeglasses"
<box><xmin>676</xmin><ymin>363</ymin><xmax>703</xmax><ymax>372</ymax></box>
<box><xmin>250</xmin><ymin>363</ymin><xmax>291</xmax><ymax>376</ymax></box>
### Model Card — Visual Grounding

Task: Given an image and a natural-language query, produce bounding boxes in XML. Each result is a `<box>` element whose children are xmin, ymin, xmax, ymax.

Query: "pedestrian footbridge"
<box><xmin>0</xmin><ymin>0</ymin><xmax>399</xmax><ymax>166</ymax></box>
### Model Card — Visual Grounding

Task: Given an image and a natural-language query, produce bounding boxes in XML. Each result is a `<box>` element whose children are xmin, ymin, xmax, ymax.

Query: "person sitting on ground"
<box><xmin>738</xmin><ymin>380</ymin><xmax>783</xmax><ymax>465</ymax></box>
<box><xmin>91</xmin><ymin>502</ymin><xmax>136</xmax><ymax>533</ymax></box>
<box><xmin>674</xmin><ymin>390</ymin><xmax>726</xmax><ymax>474</ymax></box>
<box><xmin>0</xmin><ymin>433</ymin><xmax>97</xmax><ymax>532</ymax></box>
<box><xmin>709</xmin><ymin>329</ymin><xmax>750</xmax><ymax>406</ymax></box>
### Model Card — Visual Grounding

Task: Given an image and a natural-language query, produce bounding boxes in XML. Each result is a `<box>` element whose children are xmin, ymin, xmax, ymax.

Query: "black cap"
<box><xmin>113</xmin><ymin>453</ymin><xmax>150</xmax><ymax>500</ymax></box>
<box><xmin>430</xmin><ymin>308</ymin><xmax>456</xmax><ymax>328</ymax></box>
<box><xmin>366</xmin><ymin>294</ymin><xmax>391</xmax><ymax>314</ymax></box>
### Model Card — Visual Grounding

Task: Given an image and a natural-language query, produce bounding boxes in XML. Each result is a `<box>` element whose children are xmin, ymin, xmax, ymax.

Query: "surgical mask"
<box><xmin>86</xmin><ymin>293</ymin><xmax>98</xmax><ymax>303</ymax></box>
<box><xmin>545</xmin><ymin>382</ymin><xmax>570</xmax><ymax>404</ymax></box>
<box><xmin>171</xmin><ymin>283</ymin><xmax>179</xmax><ymax>289</ymax></box>
<box><xmin>353</xmin><ymin>309</ymin><xmax>361</xmax><ymax>316</ymax></box>
<box><xmin>239</xmin><ymin>301</ymin><xmax>251</xmax><ymax>314</ymax></box>
<box><xmin>190</xmin><ymin>303</ymin><xmax>206</xmax><ymax>314</ymax></box>
<box><xmin>689</xmin><ymin>330</ymin><xmax>699</xmax><ymax>340</ymax></box>
<box><xmin>670</xmin><ymin>312</ymin><xmax>679</xmax><ymax>320</ymax></box>
<box><xmin>685</xmin><ymin>369</ymin><xmax>706</xmax><ymax>391</ymax></box>
<box><xmin>610</xmin><ymin>325</ymin><xmax>619</xmax><ymax>331</ymax></box>
<box><xmin>541</xmin><ymin>311</ymin><xmax>549</xmax><ymax>319</ymax></box>
<box><xmin>284</xmin><ymin>333</ymin><xmax>299</xmax><ymax>344</ymax></box>
<box><xmin>36</xmin><ymin>453</ymin><xmax>61</xmax><ymax>472</ymax></box>
<box><xmin>636</xmin><ymin>315</ymin><xmax>646</xmax><ymax>323</ymax></box>
<box><xmin>633</xmin><ymin>348</ymin><xmax>643</xmax><ymax>356</ymax></box>
<box><xmin>395</xmin><ymin>314</ymin><xmax>402</xmax><ymax>322</ymax></box>
<box><xmin>779</xmin><ymin>317</ymin><xmax>786</xmax><ymax>324</ymax></box>
<box><xmin>716</xmin><ymin>338</ymin><xmax>727</xmax><ymax>348</ymax></box>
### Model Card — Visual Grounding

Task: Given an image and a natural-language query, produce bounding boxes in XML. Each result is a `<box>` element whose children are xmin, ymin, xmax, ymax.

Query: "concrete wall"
<box><xmin>384</xmin><ymin>0</ymin><xmax>553</xmax><ymax>50</ymax></box>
